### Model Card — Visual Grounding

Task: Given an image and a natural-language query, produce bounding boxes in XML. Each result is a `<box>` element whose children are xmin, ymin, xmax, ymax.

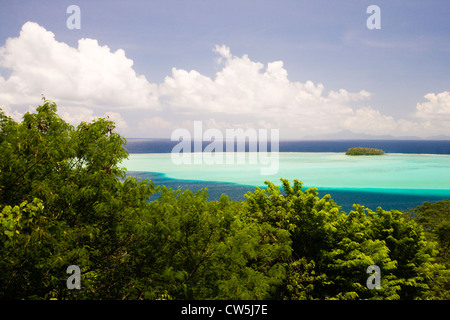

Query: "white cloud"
<box><xmin>411</xmin><ymin>91</ymin><xmax>450</xmax><ymax>137</ymax></box>
<box><xmin>0</xmin><ymin>21</ymin><xmax>160</xmax><ymax>111</ymax></box>
<box><xmin>339</xmin><ymin>92</ymin><xmax>450</xmax><ymax>138</ymax></box>
<box><xmin>1</xmin><ymin>22</ymin><xmax>449</xmax><ymax>139</ymax></box>
<box><xmin>139</xmin><ymin>116</ymin><xmax>173</xmax><ymax>129</ymax></box>
<box><xmin>415</xmin><ymin>91</ymin><xmax>450</xmax><ymax>118</ymax></box>
<box><xmin>0</xmin><ymin>105</ymin><xmax>24</xmax><ymax>123</ymax></box>
<box><xmin>58</xmin><ymin>106</ymin><xmax>128</xmax><ymax>132</ymax></box>
<box><xmin>158</xmin><ymin>44</ymin><xmax>373</xmax><ymax>136</ymax></box>
<box><xmin>137</xmin><ymin>116</ymin><xmax>175</xmax><ymax>138</ymax></box>
<box><xmin>137</xmin><ymin>117</ymin><xmax>259</xmax><ymax>138</ymax></box>
<box><xmin>102</xmin><ymin>112</ymin><xmax>128</xmax><ymax>131</ymax></box>
<box><xmin>58</xmin><ymin>106</ymin><xmax>95</xmax><ymax>126</ymax></box>
<box><xmin>159</xmin><ymin>44</ymin><xmax>371</xmax><ymax>118</ymax></box>
<box><xmin>343</xmin><ymin>107</ymin><xmax>397</xmax><ymax>135</ymax></box>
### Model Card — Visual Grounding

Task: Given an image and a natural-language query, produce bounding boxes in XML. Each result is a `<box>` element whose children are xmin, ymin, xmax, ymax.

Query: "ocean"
<box><xmin>124</xmin><ymin>139</ymin><xmax>450</xmax><ymax>155</ymax></box>
<box><xmin>122</xmin><ymin>139</ymin><xmax>450</xmax><ymax>212</ymax></box>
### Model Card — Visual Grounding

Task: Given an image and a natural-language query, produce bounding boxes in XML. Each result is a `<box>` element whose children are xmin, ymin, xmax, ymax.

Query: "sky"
<box><xmin>0</xmin><ymin>0</ymin><xmax>449</xmax><ymax>139</ymax></box>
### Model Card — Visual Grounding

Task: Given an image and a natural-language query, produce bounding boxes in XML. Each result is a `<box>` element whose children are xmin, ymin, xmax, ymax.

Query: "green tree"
<box><xmin>405</xmin><ymin>200</ymin><xmax>450</xmax><ymax>299</ymax></box>
<box><xmin>345</xmin><ymin>147</ymin><xmax>385</xmax><ymax>156</ymax></box>
<box><xmin>115</xmin><ymin>186</ymin><xmax>291</xmax><ymax>299</ymax></box>
<box><xmin>1</xmin><ymin>100</ymin><xmax>447</xmax><ymax>300</ymax></box>
<box><xmin>409</xmin><ymin>200</ymin><xmax>450</xmax><ymax>262</ymax></box>
<box><xmin>1</xmin><ymin>101</ymin><xmax>292</xmax><ymax>299</ymax></box>
<box><xmin>243</xmin><ymin>179</ymin><xmax>441</xmax><ymax>300</ymax></box>
<box><xmin>0</xmin><ymin>99</ymin><xmax>134</xmax><ymax>299</ymax></box>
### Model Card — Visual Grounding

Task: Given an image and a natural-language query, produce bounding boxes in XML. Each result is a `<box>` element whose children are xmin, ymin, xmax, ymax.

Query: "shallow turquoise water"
<box><xmin>121</xmin><ymin>152</ymin><xmax>450</xmax><ymax>197</ymax></box>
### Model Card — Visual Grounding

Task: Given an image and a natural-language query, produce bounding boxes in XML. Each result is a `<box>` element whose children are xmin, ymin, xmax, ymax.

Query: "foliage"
<box><xmin>404</xmin><ymin>200</ymin><xmax>450</xmax><ymax>299</ymax></box>
<box><xmin>345</xmin><ymin>147</ymin><xmax>385</xmax><ymax>156</ymax></box>
<box><xmin>115</xmin><ymin>187</ymin><xmax>290</xmax><ymax>299</ymax></box>
<box><xmin>0</xmin><ymin>101</ymin><xmax>447</xmax><ymax>300</ymax></box>
<box><xmin>408</xmin><ymin>200</ymin><xmax>450</xmax><ymax>260</ymax></box>
<box><xmin>0</xmin><ymin>99</ymin><xmax>131</xmax><ymax>299</ymax></box>
<box><xmin>244</xmin><ymin>180</ymin><xmax>441</xmax><ymax>300</ymax></box>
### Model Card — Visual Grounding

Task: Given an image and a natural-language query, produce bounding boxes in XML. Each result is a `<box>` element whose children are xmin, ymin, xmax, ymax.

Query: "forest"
<box><xmin>0</xmin><ymin>100</ymin><xmax>448</xmax><ymax>300</ymax></box>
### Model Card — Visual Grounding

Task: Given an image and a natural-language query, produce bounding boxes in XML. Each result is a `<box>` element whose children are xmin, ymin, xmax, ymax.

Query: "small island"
<box><xmin>345</xmin><ymin>147</ymin><xmax>385</xmax><ymax>156</ymax></box>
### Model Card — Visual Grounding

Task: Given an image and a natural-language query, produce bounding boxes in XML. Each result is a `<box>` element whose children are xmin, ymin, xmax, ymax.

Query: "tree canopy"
<box><xmin>0</xmin><ymin>100</ymin><xmax>448</xmax><ymax>300</ymax></box>
<box><xmin>345</xmin><ymin>147</ymin><xmax>385</xmax><ymax>156</ymax></box>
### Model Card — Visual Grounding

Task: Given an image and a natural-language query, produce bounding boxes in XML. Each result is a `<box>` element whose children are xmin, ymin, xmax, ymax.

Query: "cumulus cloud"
<box><xmin>137</xmin><ymin>116</ymin><xmax>176</xmax><ymax>138</ymax></box>
<box><xmin>103</xmin><ymin>112</ymin><xmax>128</xmax><ymax>131</ymax></box>
<box><xmin>139</xmin><ymin>116</ymin><xmax>173</xmax><ymax>129</ymax></box>
<box><xmin>343</xmin><ymin>107</ymin><xmax>397</xmax><ymax>135</ymax></box>
<box><xmin>415</xmin><ymin>92</ymin><xmax>450</xmax><ymax>118</ymax></box>
<box><xmin>0</xmin><ymin>105</ymin><xmax>26</xmax><ymax>122</ymax></box>
<box><xmin>157</xmin><ymin>45</ymin><xmax>450</xmax><ymax>138</ymax></box>
<box><xmin>58</xmin><ymin>107</ymin><xmax>128</xmax><ymax>132</ymax></box>
<box><xmin>410</xmin><ymin>91</ymin><xmax>450</xmax><ymax>137</ymax></box>
<box><xmin>1</xmin><ymin>22</ymin><xmax>449</xmax><ymax>138</ymax></box>
<box><xmin>160</xmin><ymin>44</ymin><xmax>371</xmax><ymax>118</ymax></box>
<box><xmin>58</xmin><ymin>106</ymin><xmax>95</xmax><ymax>126</ymax></box>
<box><xmin>158</xmin><ymin>44</ymin><xmax>375</xmax><ymax>137</ymax></box>
<box><xmin>137</xmin><ymin>117</ymin><xmax>260</xmax><ymax>138</ymax></box>
<box><xmin>0</xmin><ymin>21</ymin><xmax>159</xmax><ymax>111</ymax></box>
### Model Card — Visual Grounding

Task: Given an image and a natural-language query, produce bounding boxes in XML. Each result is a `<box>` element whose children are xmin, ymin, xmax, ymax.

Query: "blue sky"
<box><xmin>0</xmin><ymin>0</ymin><xmax>449</xmax><ymax>138</ymax></box>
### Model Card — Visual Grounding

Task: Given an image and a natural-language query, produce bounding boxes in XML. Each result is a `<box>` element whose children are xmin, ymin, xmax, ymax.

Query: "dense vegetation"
<box><xmin>346</xmin><ymin>147</ymin><xmax>385</xmax><ymax>156</ymax></box>
<box><xmin>1</xmin><ymin>101</ymin><xmax>448</xmax><ymax>300</ymax></box>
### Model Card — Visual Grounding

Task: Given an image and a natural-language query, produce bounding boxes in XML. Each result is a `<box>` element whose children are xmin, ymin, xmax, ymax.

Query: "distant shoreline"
<box><xmin>124</xmin><ymin>139</ymin><xmax>450</xmax><ymax>155</ymax></box>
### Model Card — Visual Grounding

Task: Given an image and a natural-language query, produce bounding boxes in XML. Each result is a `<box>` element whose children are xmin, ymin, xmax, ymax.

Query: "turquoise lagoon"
<box><xmin>122</xmin><ymin>152</ymin><xmax>450</xmax><ymax>198</ymax></box>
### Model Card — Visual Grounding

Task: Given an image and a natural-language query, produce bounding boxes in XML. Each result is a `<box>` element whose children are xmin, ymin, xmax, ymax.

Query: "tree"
<box><xmin>345</xmin><ymin>147</ymin><xmax>385</xmax><ymax>156</ymax></box>
<box><xmin>0</xmin><ymin>100</ymin><xmax>291</xmax><ymax>299</ymax></box>
<box><xmin>243</xmin><ymin>179</ymin><xmax>441</xmax><ymax>299</ymax></box>
<box><xmin>115</xmin><ymin>186</ymin><xmax>291</xmax><ymax>299</ymax></box>
<box><xmin>1</xmin><ymin>100</ymin><xmax>447</xmax><ymax>299</ymax></box>
<box><xmin>408</xmin><ymin>200</ymin><xmax>450</xmax><ymax>261</ymax></box>
<box><xmin>0</xmin><ymin>99</ymin><xmax>134</xmax><ymax>299</ymax></box>
<box><xmin>405</xmin><ymin>200</ymin><xmax>450</xmax><ymax>299</ymax></box>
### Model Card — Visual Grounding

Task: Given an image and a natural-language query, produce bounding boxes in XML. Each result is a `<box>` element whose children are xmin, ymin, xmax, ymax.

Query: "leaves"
<box><xmin>0</xmin><ymin>101</ymin><xmax>447</xmax><ymax>300</ymax></box>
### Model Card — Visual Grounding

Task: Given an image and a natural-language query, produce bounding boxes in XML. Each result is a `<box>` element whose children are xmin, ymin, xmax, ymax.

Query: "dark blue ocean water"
<box><xmin>124</xmin><ymin>138</ymin><xmax>450</xmax><ymax>155</ymax></box>
<box><xmin>124</xmin><ymin>139</ymin><xmax>450</xmax><ymax>212</ymax></box>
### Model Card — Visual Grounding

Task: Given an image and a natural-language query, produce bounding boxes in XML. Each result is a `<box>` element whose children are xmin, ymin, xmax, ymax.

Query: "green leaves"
<box><xmin>115</xmin><ymin>185</ymin><xmax>290</xmax><ymax>300</ymax></box>
<box><xmin>0</xmin><ymin>101</ymin><xmax>447</xmax><ymax>300</ymax></box>
<box><xmin>0</xmin><ymin>100</ymin><xmax>133</xmax><ymax>299</ymax></box>
<box><xmin>244</xmin><ymin>179</ymin><xmax>445</xmax><ymax>300</ymax></box>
